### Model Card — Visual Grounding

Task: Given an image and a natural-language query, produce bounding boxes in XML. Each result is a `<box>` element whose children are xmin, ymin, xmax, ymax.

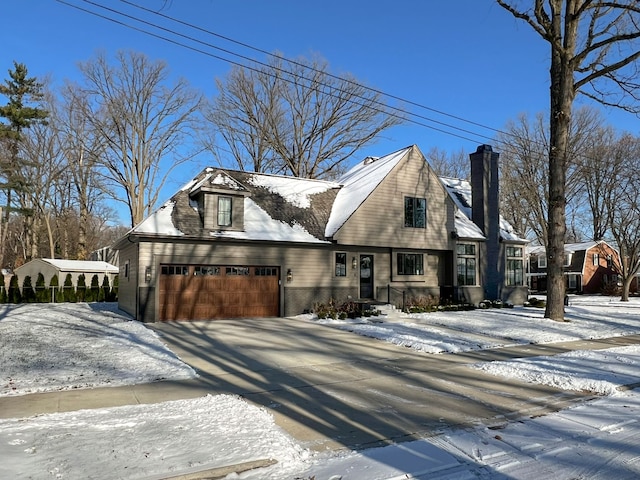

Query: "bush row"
<box><xmin>0</xmin><ymin>273</ymin><xmax>118</xmax><ymax>304</ymax></box>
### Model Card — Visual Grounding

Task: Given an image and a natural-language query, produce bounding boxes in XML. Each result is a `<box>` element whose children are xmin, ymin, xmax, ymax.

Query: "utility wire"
<box><xmin>119</xmin><ymin>0</ymin><xmax>507</xmax><ymax>138</ymax></box>
<box><xmin>56</xmin><ymin>0</ymin><xmax>499</xmax><ymax>145</ymax></box>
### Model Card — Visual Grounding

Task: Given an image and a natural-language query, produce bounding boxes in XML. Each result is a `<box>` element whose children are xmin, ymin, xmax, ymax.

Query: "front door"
<box><xmin>359</xmin><ymin>255</ymin><xmax>374</xmax><ymax>299</ymax></box>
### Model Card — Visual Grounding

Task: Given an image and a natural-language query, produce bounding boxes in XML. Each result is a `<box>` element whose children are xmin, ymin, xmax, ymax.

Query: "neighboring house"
<box><xmin>13</xmin><ymin>259</ymin><xmax>119</xmax><ymax>291</ymax></box>
<box><xmin>113</xmin><ymin>144</ymin><xmax>528</xmax><ymax>322</ymax></box>
<box><xmin>527</xmin><ymin>240</ymin><xmax>625</xmax><ymax>294</ymax></box>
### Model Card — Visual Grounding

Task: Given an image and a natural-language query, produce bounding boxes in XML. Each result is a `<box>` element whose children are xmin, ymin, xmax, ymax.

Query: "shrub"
<box><xmin>406</xmin><ymin>295</ymin><xmax>439</xmax><ymax>313</ymax></box>
<box><xmin>109</xmin><ymin>275</ymin><xmax>118</xmax><ymax>301</ymax></box>
<box><xmin>63</xmin><ymin>274</ymin><xmax>77</xmax><ymax>303</ymax></box>
<box><xmin>87</xmin><ymin>274</ymin><xmax>100</xmax><ymax>303</ymax></box>
<box><xmin>76</xmin><ymin>274</ymin><xmax>87</xmax><ymax>302</ymax></box>
<box><xmin>50</xmin><ymin>274</ymin><xmax>63</xmax><ymax>303</ymax></box>
<box><xmin>0</xmin><ymin>274</ymin><xmax>6</xmax><ymax>304</ymax></box>
<box><xmin>525</xmin><ymin>297</ymin><xmax>546</xmax><ymax>308</ymax></box>
<box><xmin>99</xmin><ymin>275</ymin><xmax>109</xmax><ymax>302</ymax></box>
<box><xmin>35</xmin><ymin>273</ymin><xmax>50</xmax><ymax>303</ymax></box>
<box><xmin>8</xmin><ymin>276</ymin><xmax>21</xmax><ymax>304</ymax></box>
<box><xmin>22</xmin><ymin>276</ymin><xmax>36</xmax><ymax>303</ymax></box>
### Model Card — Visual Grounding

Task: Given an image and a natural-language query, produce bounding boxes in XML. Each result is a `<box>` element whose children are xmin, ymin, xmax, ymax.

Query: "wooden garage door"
<box><xmin>159</xmin><ymin>265</ymin><xmax>280</xmax><ymax>321</ymax></box>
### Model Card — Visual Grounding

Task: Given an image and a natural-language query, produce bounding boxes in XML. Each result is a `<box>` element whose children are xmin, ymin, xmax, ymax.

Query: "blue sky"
<box><xmin>3</xmin><ymin>0</ymin><xmax>638</xmax><ymax>222</ymax></box>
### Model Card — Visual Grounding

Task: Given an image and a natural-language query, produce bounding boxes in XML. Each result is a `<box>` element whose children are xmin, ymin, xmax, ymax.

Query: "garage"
<box><xmin>159</xmin><ymin>264</ymin><xmax>280</xmax><ymax>320</ymax></box>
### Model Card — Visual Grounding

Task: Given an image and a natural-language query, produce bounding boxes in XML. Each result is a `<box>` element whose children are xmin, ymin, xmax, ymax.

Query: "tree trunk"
<box><xmin>544</xmin><ymin>1</ymin><xmax>578</xmax><ymax>321</ymax></box>
<box><xmin>621</xmin><ymin>276</ymin><xmax>632</xmax><ymax>302</ymax></box>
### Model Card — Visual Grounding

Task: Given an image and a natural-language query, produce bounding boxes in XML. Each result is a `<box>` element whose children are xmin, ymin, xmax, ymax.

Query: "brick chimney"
<box><xmin>470</xmin><ymin>144</ymin><xmax>500</xmax><ymax>300</ymax></box>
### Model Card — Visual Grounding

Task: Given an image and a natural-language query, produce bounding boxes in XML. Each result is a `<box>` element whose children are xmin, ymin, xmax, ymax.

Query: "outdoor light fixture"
<box><xmin>352</xmin><ymin>257</ymin><xmax>358</xmax><ymax>269</ymax></box>
<box><xmin>145</xmin><ymin>266</ymin><xmax>152</xmax><ymax>283</ymax></box>
<box><xmin>286</xmin><ymin>269</ymin><xmax>293</xmax><ymax>282</ymax></box>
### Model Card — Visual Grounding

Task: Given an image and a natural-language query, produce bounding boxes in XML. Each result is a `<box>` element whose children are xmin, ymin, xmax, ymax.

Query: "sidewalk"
<box><xmin>3</xmin><ymin>317</ymin><xmax>640</xmax><ymax>451</ymax></box>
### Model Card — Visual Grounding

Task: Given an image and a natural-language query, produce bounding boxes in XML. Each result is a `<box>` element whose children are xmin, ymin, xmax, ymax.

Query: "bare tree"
<box><xmin>497</xmin><ymin>108</ymin><xmax>603</xmax><ymax>244</ymax></box>
<box><xmin>599</xmin><ymin>134</ymin><xmax>640</xmax><ymax>301</ymax></box>
<box><xmin>77</xmin><ymin>50</ymin><xmax>203</xmax><ymax>227</ymax></box>
<box><xmin>205</xmin><ymin>53</ymin><xmax>403</xmax><ymax>179</ymax></box>
<box><xmin>57</xmin><ymin>84</ymin><xmax>108</xmax><ymax>259</ymax></box>
<box><xmin>426</xmin><ymin>146</ymin><xmax>469</xmax><ymax>179</ymax></box>
<box><xmin>496</xmin><ymin>0</ymin><xmax>640</xmax><ymax>320</ymax></box>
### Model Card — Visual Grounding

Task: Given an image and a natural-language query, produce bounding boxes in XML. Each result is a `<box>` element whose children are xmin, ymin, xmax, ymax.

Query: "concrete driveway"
<box><xmin>147</xmin><ymin>317</ymin><xmax>609</xmax><ymax>452</ymax></box>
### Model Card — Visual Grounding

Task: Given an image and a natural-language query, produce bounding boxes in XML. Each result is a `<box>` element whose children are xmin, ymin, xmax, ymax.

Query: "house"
<box><xmin>113</xmin><ymin>144</ymin><xmax>528</xmax><ymax>322</ymax></box>
<box><xmin>13</xmin><ymin>258</ymin><xmax>119</xmax><ymax>291</ymax></box>
<box><xmin>527</xmin><ymin>240</ymin><xmax>625</xmax><ymax>294</ymax></box>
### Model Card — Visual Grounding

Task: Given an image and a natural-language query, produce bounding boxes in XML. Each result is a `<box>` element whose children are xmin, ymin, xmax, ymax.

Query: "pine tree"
<box><xmin>87</xmin><ymin>274</ymin><xmax>100</xmax><ymax>303</ymax></box>
<box><xmin>0</xmin><ymin>273</ymin><xmax>6</xmax><ymax>303</ymax></box>
<box><xmin>63</xmin><ymin>273</ymin><xmax>76</xmax><ymax>303</ymax></box>
<box><xmin>8</xmin><ymin>276</ymin><xmax>21</xmax><ymax>304</ymax></box>
<box><xmin>76</xmin><ymin>273</ymin><xmax>86</xmax><ymax>302</ymax></box>
<box><xmin>35</xmin><ymin>272</ymin><xmax>49</xmax><ymax>302</ymax></box>
<box><xmin>49</xmin><ymin>274</ymin><xmax>62</xmax><ymax>303</ymax></box>
<box><xmin>110</xmin><ymin>275</ymin><xmax>118</xmax><ymax>302</ymax></box>
<box><xmin>22</xmin><ymin>275</ymin><xmax>35</xmax><ymax>303</ymax></box>
<box><xmin>0</xmin><ymin>62</ymin><xmax>48</xmax><ymax>266</ymax></box>
<box><xmin>99</xmin><ymin>275</ymin><xmax>108</xmax><ymax>302</ymax></box>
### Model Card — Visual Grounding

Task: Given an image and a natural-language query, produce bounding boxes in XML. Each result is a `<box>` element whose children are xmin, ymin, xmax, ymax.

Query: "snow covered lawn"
<box><xmin>1</xmin><ymin>297</ymin><xmax>640</xmax><ymax>479</ymax></box>
<box><xmin>0</xmin><ymin>303</ymin><xmax>196</xmax><ymax>396</ymax></box>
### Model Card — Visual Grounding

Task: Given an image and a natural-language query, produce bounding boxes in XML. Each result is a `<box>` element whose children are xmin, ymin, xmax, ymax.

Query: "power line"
<box><xmin>56</xmin><ymin>0</ymin><xmax>501</xmax><ymax>146</ymax></box>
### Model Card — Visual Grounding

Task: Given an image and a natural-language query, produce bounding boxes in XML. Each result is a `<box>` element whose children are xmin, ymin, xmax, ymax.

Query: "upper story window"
<box><xmin>538</xmin><ymin>254</ymin><xmax>547</xmax><ymax>268</ymax></box>
<box><xmin>397</xmin><ymin>253</ymin><xmax>424</xmax><ymax>275</ymax></box>
<box><xmin>505</xmin><ymin>246</ymin><xmax>524</xmax><ymax>286</ymax></box>
<box><xmin>335</xmin><ymin>252</ymin><xmax>347</xmax><ymax>277</ymax></box>
<box><xmin>606</xmin><ymin>254</ymin><xmax>613</xmax><ymax>268</ymax></box>
<box><xmin>404</xmin><ymin>197</ymin><xmax>426</xmax><ymax>228</ymax></box>
<box><xmin>217</xmin><ymin>196</ymin><xmax>232</xmax><ymax>226</ymax></box>
<box><xmin>457</xmin><ymin>243</ymin><xmax>476</xmax><ymax>286</ymax></box>
<box><xmin>592</xmin><ymin>253</ymin><xmax>599</xmax><ymax>266</ymax></box>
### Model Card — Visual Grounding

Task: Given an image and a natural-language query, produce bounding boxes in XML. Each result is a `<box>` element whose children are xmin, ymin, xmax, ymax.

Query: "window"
<box><xmin>255</xmin><ymin>267</ymin><xmax>277</xmax><ymax>276</ymax></box>
<box><xmin>124</xmin><ymin>260</ymin><xmax>130</xmax><ymax>279</ymax></box>
<box><xmin>226</xmin><ymin>266</ymin><xmax>249</xmax><ymax>276</ymax></box>
<box><xmin>564</xmin><ymin>253</ymin><xmax>573</xmax><ymax>267</ymax></box>
<box><xmin>404</xmin><ymin>197</ymin><xmax>426</xmax><ymax>228</ymax></box>
<box><xmin>194</xmin><ymin>266</ymin><xmax>220</xmax><ymax>276</ymax></box>
<box><xmin>218</xmin><ymin>196</ymin><xmax>232</xmax><ymax>227</ymax></box>
<box><xmin>592</xmin><ymin>253</ymin><xmax>599</xmax><ymax>266</ymax></box>
<box><xmin>568</xmin><ymin>274</ymin><xmax>577</xmax><ymax>289</ymax></box>
<box><xmin>161</xmin><ymin>265</ymin><xmax>189</xmax><ymax>275</ymax></box>
<box><xmin>457</xmin><ymin>244</ymin><xmax>476</xmax><ymax>286</ymax></box>
<box><xmin>335</xmin><ymin>253</ymin><xmax>347</xmax><ymax>277</ymax></box>
<box><xmin>606</xmin><ymin>255</ymin><xmax>613</xmax><ymax>268</ymax></box>
<box><xmin>505</xmin><ymin>246</ymin><xmax>524</xmax><ymax>286</ymax></box>
<box><xmin>397</xmin><ymin>253</ymin><xmax>424</xmax><ymax>275</ymax></box>
<box><xmin>538</xmin><ymin>255</ymin><xmax>547</xmax><ymax>268</ymax></box>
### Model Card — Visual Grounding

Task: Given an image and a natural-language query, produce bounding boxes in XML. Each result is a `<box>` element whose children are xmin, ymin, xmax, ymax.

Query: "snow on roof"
<box><xmin>325</xmin><ymin>147</ymin><xmax>411</xmax><ymax>237</ymax></box>
<box><xmin>527</xmin><ymin>240</ymin><xmax>612</xmax><ymax>255</ymax></box>
<box><xmin>439</xmin><ymin>176</ymin><xmax>527</xmax><ymax>243</ymax></box>
<box><xmin>248</xmin><ymin>173</ymin><xmax>338</xmax><ymax>209</ymax></box>
<box><xmin>132</xmin><ymin>201</ymin><xmax>184</xmax><ymax>236</ymax></box>
<box><xmin>209</xmin><ymin>198</ymin><xmax>328</xmax><ymax>243</ymax></box>
<box><xmin>40</xmin><ymin>259</ymin><xmax>118</xmax><ymax>273</ymax></box>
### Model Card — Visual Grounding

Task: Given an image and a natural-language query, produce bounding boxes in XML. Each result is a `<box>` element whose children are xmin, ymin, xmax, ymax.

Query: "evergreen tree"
<box><xmin>99</xmin><ymin>275</ymin><xmax>108</xmax><ymax>302</ymax></box>
<box><xmin>87</xmin><ymin>274</ymin><xmax>100</xmax><ymax>303</ymax></box>
<box><xmin>0</xmin><ymin>273</ymin><xmax>6</xmax><ymax>303</ymax></box>
<box><xmin>0</xmin><ymin>62</ymin><xmax>48</xmax><ymax>266</ymax></box>
<box><xmin>35</xmin><ymin>272</ymin><xmax>49</xmax><ymax>302</ymax></box>
<box><xmin>76</xmin><ymin>273</ymin><xmax>86</xmax><ymax>302</ymax></box>
<box><xmin>49</xmin><ymin>274</ymin><xmax>62</xmax><ymax>303</ymax></box>
<box><xmin>21</xmin><ymin>275</ymin><xmax>35</xmax><ymax>303</ymax></box>
<box><xmin>110</xmin><ymin>274</ymin><xmax>118</xmax><ymax>302</ymax></box>
<box><xmin>8</xmin><ymin>275</ymin><xmax>21</xmax><ymax>303</ymax></box>
<box><xmin>63</xmin><ymin>273</ymin><xmax>76</xmax><ymax>303</ymax></box>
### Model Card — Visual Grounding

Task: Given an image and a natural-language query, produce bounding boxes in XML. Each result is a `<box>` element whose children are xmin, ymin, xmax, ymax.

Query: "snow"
<box><xmin>248</xmin><ymin>173</ymin><xmax>338</xmax><ymax>208</ymax></box>
<box><xmin>440</xmin><ymin>176</ymin><xmax>528</xmax><ymax>242</ymax></box>
<box><xmin>28</xmin><ymin>259</ymin><xmax>118</xmax><ymax>273</ymax></box>
<box><xmin>1</xmin><ymin>296</ymin><xmax>640</xmax><ymax>479</ymax></box>
<box><xmin>209</xmin><ymin>199</ymin><xmax>329</xmax><ymax>243</ymax></box>
<box><xmin>132</xmin><ymin>201</ymin><xmax>184</xmax><ymax>236</ymax></box>
<box><xmin>325</xmin><ymin>147</ymin><xmax>410</xmax><ymax>237</ymax></box>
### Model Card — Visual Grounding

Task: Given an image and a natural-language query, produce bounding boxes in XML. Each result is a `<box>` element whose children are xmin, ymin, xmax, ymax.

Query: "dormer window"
<box><xmin>218</xmin><ymin>196</ymin><xmax>232</xmax><ymax>227</ymax></box>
